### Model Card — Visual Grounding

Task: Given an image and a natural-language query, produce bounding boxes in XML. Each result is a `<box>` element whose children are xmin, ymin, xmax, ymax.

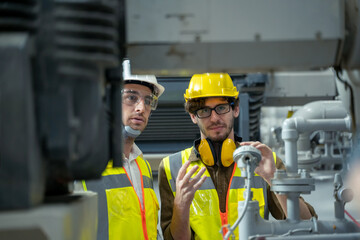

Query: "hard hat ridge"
<box><xmin>184</xmin><ymin>73</ymin><xmax>239</xmax><ymax>101</ymax></box>
<box><xmin>122</xmin><ymin>59</ymin><xmax>165</xmax><ymax>97</ymax></box>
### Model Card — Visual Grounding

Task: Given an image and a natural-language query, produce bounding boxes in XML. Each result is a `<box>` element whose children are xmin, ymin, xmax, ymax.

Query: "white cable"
<box><xmin>223</xmin><ymin>164</ymin><xmax>254</xmax><ymax>240</ymax></box>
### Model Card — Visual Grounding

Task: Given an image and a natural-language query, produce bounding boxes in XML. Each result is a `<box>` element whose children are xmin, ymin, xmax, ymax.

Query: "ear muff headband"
<box><xmin>198</xmin><ymin>138</ymin><xmax>236</xmax><ymax>167</ymax></box>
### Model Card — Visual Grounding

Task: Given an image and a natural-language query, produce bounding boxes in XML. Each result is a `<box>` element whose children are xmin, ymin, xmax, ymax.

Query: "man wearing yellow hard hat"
<box><xmin>158</xmin><ymin>73</ymin><xmax>317</xmax><ymax>240</ymax></box>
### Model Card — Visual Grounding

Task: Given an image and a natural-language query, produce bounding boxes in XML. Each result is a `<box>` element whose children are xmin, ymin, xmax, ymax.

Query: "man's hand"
<box><xmin>240</xmin><ymin>141</ymin><xmax>275</xmax><ymax>185</ymax></box>
<box><xmin>170</xmin><ymin>160</ymin><xmax>206</xmax><ymax>240</ymax></box>
<box><xmin>174</xmin><ymin>160</ymin><xmax>207</xmax><ymax>209</ymax></box>
<box><xmin>240</xmin><ymin>141</ymin><xmax>313</xmax><ymax>219</ymax></box>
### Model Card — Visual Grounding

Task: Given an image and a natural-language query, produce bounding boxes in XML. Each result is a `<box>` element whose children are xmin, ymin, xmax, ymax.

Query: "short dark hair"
<box><xmin>184</xmin><ymin>97</ymin><xmax>239</xmax><ymax>114</ymax></box>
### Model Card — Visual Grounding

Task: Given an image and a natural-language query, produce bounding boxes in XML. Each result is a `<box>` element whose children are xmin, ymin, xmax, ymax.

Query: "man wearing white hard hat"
<box><xmin>77</xmin><ymin>59</ymin><xmax>165</xmax><ymax>240</ymax></box>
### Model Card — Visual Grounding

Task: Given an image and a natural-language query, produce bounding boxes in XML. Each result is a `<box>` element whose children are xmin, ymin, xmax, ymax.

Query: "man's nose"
<box><xmin>209</xmin><ymin>109</ymin><xmax>220</xmax><ymax>121</ymax></box>
<box><xmin>135</xmin><ymin>98</ymin><xmax>146</xmax><ymax>112</ymax></box>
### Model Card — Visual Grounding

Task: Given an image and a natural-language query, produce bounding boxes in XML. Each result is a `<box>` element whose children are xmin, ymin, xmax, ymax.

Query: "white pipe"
<box><xmin>287</xmin><ymin>193</ymin><xmax>300</xmax><ymax>222</ymax></box>
<box><xmin>292</xmin><ymin>101</ymin><xmax>348</xmax><ymax>152</ymax></box>
<box><xmin>282</xmin><ymin>119</ymin><xmax>299</xmax><ymax>174</ymax></box>
<box><xmin>294</xmin><ymin>117</ymin><xmax>352</xmax><ymax>133</ymax></box>
<box><xmin>282</xmin><ymin>116</ymin><xmax>352</xmax><ymax>174</ymax></box>
<box><xmin>292</xmin><ymin>101</ymin><xmax>348</xmax><ymax>120</ymax></box>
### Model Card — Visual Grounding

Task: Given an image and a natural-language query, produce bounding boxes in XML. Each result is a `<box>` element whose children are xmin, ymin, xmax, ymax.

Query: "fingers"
<box><xmin>177</xmin><ymin>160</ymin><xmax>192</xmax><ymax>181</ymax></box>
<box><xmin>187</xmin><ymin>167</ymin><xmax>207</xmax><ymax>193</ymax></box>
<box><xmin>240</xmin><ymin>141</ymin><xmax>264</xmax><ymax>148</ymax></box>
<box><xmin>193</xmin><ymin>174</ymin><xmax>207</xmax><ymax>190</ymax></box>
<box><xmin>240</xmin><ymin>141</ymin><xmax>263</xmax><ymax>152</ymax></box>
<box><xmin>240</xmin><ymin>141</ymin><xmax>272</xmax><ymax>154</ymax></box>
<box><xmin>177</xmin><ymin>161</ymin><xmax>206</xmax><ymax>189</ymax></box>
<box><xmin>240</xmin><ymin>141</ymin><xmax>260</xmax><ymax>146</ymax></box>
<box><xmin>189</xmin><ymin>166</ymin><xmax>206</xmax><ymax>183</ymax></box>
<box><xmin>181</xmin><ymin>163</ymin><xmax>200</xmax><ymax>183</ymax></box>
<box><xmin>175</xmin><ymin>161</ymin><xmax>207</xmax><ymax>207</ymax></box>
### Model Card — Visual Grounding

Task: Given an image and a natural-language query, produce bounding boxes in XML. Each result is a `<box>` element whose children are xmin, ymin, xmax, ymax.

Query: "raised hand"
<box><xmin>170</xmin><ymin>160</ymin><xmax>207</xmax><ymax>240</ymax></box>
<box><xmin>174</xmin><ymin>160</ymin><xmax>207</xmax><ymax>208</ymax></box>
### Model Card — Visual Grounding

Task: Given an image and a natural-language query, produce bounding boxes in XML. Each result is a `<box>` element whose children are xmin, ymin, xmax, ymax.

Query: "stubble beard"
<box><xmin>199</xmin><ymin>117</ymin><xmax>234</xmax><ymax>143</ymax></box>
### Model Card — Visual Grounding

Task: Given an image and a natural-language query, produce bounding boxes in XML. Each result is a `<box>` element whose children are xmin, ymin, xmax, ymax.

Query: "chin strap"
<box><xmin>123</xmin><ymin>125</ymin><xmax>141</xmax><ymax>139</ymax></box>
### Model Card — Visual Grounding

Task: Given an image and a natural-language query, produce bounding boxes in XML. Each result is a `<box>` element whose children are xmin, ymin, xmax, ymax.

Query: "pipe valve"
<box><xmin>233</xmin><ymin>145</ymin><xmax>262</xmax><ymax>177</ymax></box>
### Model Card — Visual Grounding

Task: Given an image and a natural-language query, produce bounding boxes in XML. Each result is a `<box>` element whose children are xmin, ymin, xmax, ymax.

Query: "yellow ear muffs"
<box><xmin>221</xmin><ymin>138</ymin><xmax>236</xmax><ymax>167</ymax></box>
<box><xmin>199</xmin><ymin>139</ymin><xmax>215</xmax><ymax>166</ymax></box>
<box><xmin>198</xmin><ymin>138</ymin><xmax>236</xmax><ymax>167</ymax></box>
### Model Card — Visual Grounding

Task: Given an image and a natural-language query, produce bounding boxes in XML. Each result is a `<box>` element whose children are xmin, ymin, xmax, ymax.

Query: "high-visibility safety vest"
<box><xmin>163</xmin><ymin>147</ymin><xmax>270</xmax><ymax>240</ymax></box>
<box><xmin>83</xmin><ymin>156</ymin><xmax>159</xmax><ymax>240</ymax></box>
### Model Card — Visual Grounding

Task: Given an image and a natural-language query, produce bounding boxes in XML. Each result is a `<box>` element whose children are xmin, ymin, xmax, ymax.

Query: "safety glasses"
<box><xmin>195</xmin><ymin>103</ymin><xmax>234</xmax><ymax>118</ymax></box>
<box><xmin>122</xmin><ymin>89</ymin><xmax>158</xmax><ymax>110</ymax></box>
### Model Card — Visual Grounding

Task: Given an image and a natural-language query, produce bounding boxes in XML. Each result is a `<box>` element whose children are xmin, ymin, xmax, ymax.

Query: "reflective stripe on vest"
<box><xmin>163</xmin><ymin>147</ymin><xmax>268</xmax><ymax>240</ymax></box>
<box><xmin>83</xmin><ymin>156</ymin><xmax>159</xmax><ymax>240</ymax></box>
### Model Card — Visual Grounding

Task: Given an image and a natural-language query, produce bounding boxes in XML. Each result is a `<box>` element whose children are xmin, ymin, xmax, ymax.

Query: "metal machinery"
<box><xmin>125</xmin><ymin>0</ymin><xmax>360</xmax><ymax>239</ymax></box>
<box><xmin>0</xmin><ymin>0</ymin><xmax>124</xmax><ymax>239</ymax></box>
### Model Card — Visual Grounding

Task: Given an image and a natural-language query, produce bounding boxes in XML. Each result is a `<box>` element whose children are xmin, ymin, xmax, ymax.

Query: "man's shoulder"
<box><xmin>160</xmin><ymin>152</ymin><xmax>181</xmax><ymax>169</ymax></box>
<box><xmin>167</xmin><ymin>150</ymin><xmax>184</xmax><ymax>159</ymax></box>
<box><xmin>164</xmin><ymin>147</ymin><xmax>193</xmax><ymax>159</ymax></box>
<box><xmin>159</xmin><ymin>147</ymin><xmax>194</xmax><ymax>170</ymax></box>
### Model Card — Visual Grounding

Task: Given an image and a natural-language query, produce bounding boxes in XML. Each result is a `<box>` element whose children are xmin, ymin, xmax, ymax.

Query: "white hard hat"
<box><xmin>122</xmin><ymin>59</ymin><xmax>165</xmax><ymax>97</ymax></box>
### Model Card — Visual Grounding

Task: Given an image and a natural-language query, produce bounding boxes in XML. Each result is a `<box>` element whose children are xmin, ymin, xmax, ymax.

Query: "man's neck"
<box><xmin>123</xmin><ymin>137</ymin><xmax>134</xmax><ymax>159</ymax></box>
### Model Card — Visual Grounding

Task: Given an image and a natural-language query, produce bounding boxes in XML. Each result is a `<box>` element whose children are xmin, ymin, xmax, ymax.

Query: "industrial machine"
<box><xmin>0</xmin><ymin>0</ymin><xmax>124</xmax><ymax>239</ymax></box>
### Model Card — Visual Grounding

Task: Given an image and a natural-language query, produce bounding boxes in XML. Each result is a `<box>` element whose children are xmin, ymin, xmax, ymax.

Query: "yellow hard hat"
<box><xmin>184</xmin><ymin>73</ymin><xmax>239</xmax><ymax>101</ymax></box>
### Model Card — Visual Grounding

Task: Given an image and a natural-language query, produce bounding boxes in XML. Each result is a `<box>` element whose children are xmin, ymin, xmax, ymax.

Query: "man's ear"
<box><xmin>233</xmin><ymin>105</ymin><xmax>240</xmax><ymax>118</ymax></box>
<box><xmin>189</xmin><ymin>113</ymin><xmax>198</xmax><ymax>124</ymax></box>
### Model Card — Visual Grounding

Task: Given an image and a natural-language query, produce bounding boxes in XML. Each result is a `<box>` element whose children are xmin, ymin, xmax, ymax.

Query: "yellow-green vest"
<box><xmin>163</xmin><ymin>147</ymin><xmax>269</xmax><ymax>240</ymax></box>
<box><xmin>83</xmin><ymin>156</ymin><xmax>159</xmax><ymax>240</ymax></box>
